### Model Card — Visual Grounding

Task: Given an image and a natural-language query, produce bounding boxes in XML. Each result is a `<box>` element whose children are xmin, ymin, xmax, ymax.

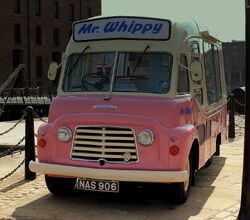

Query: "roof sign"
<box><xmin>73</xmin><ymin>17</ymin><xmax>171</xmax><ymax>42</ymax></box>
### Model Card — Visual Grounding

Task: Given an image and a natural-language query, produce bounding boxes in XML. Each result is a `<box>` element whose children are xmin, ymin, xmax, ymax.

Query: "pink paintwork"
<box><xmin>36</xmin><ymin>94</ymin><xmax>227</xmax><ymax>177</ymax></box>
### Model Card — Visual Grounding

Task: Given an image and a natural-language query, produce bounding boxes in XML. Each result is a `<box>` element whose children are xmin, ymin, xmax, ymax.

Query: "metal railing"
<box><xmin>0</xmin><ymin>87</ymin><xmax>56</xmax><ymax>105</ymax></box>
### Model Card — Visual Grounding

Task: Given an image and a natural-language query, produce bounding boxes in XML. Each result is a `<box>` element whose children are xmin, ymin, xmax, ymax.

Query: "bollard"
<box><xmin>25</xmin><ymin>106</ymin><xmax>36</xmax><ymax>180</ymax></box>
<box><xmin>228</xmin><ymin>93</ymin><xmax>235</xmax><ymax>139</ymax></box>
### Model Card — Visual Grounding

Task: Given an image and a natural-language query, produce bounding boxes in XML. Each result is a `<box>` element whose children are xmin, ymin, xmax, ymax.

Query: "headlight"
<box><xmin>58</xmin><ymin>127</ymin><xmax>72</xmax><ymax>142</ymax></box>
<box><xmin>138</xmin><ymin>129</ymin><xmax>154</xmax><ymax>146</ymax></box>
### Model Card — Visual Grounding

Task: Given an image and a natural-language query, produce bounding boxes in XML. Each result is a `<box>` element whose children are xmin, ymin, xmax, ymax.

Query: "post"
<box><xmin>238</xmin><ymin>0</ymin><xmax>250</xmax><ymax>219</ymax></box>
<box><xmin>25</xmin><ymin>106</ymin><xmax>36</xmax><ymax>180</ymax></box>
<box><xmin>228</xmin><ymin>93</ymin><xmax>235</xmax><ymax>138</ymax></box>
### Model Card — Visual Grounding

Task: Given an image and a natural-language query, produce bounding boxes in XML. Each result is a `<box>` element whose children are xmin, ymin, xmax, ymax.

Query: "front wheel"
<box><xmin>169</xmin><ymin>155</ymin><xmax>193</xmax><ymax>204</ymax></box>
<box><xmin>45</xmin><ymin>175</ymin><xmax>76</xmax><ymax>196</ymax></box>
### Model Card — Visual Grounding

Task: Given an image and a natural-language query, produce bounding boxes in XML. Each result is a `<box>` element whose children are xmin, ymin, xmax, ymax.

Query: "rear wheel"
<box><xmin>45</xmin><ymin>175</ymin><xmax>76</xmax><ymax>196</ymax></box>
<box><xmin>169</xmin><ymin>155</ymin><xmax>193</xmax><ymax>204</ymax></box>
<box><xmin>214</xmin><ymin>134</ymin><xmax>221</xmax><ymax>156</ymax></box>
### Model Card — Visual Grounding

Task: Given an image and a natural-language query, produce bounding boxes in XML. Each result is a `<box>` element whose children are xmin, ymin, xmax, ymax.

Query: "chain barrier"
<box><xmin>0</xmin><ymin>159</ymin><xmax>25</xmax><ymax>181</ymax></box>
<box><xmin>235</xmin><ymin>123</ymin><xmax>245</xmax><ymax>129</ymax></box>
<box><xmin>0</xmin><ymin>115</ymin><xmax>24</xmax><ymax>136</ymax></box>
<box><xmin>0</xmin><ymin>112</ymin><xmax>25</xmax><ymax>158</ymax></box>
<box><xmin>0</xmin><ymin>106</ymin><xmax>40</xmax><ymax>181</ymax></box>
<box><xmin>33</xmin><ymin>110</ymin><xmax>48</xmax><ymax>123</ymax></box>
<box><xmin>234</xmin><ymin>98</ymin><xmax>246</xmax><ymax>107</ymax></box>
<box><xmin>236</xmin><ymin>114</ymin><xmax>245</xmax><ymax>119</ymax></box>
<box><xmin>0</xmin><ymin>109</ymin><xmax>26</xmax><ymax>181</ymax></box>
<box><xmin>0</xmin><ymin>136</ymin><xmax>25</xmax><ymax>158</ymax></box>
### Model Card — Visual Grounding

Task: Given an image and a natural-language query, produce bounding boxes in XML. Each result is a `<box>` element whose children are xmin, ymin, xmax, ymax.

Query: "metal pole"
<box><xmin>238</xmin><ymin>0</ymin><xmax>250</xmax><ymax>219</ymax></box>
<box><xmin>229</xmin><ymin>93</ymin><xmax>235</xmax><ymax>138</ymax></box>
<box><xmin>24</xmin><ymin>106</ymin><xmax>36</xmax><ymax>180</ymax></box>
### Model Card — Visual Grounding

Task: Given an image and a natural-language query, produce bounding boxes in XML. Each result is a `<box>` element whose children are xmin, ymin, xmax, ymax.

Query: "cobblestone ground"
<box><xmin>0</xmin><ymin>115</ymin><xmax>245</xmax><ymax>220</ymax></box>
<box><xmin>0</xmin><ymin>154</ymin><xmax>48</xmax><ymax>219</ymax></box>
<box><xmin>0</xmin><ymin>173</ymin><xmax>47</xmax><ymax>212</ymax></box>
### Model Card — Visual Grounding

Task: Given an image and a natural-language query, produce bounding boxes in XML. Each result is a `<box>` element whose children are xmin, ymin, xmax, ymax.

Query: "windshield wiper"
<box><xmin>131</xmin><ymin>45</ymin><xmax>150</xmax><ymax>75</ymax></box>
<box><xmin>67</xmin><ymin>45</ymin><xmax>90</xmax><ymax>77</ymax></box>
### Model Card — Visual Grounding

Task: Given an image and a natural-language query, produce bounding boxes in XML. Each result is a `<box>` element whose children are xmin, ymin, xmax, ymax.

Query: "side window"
<box><xmin>190</xmin><ymin>41</ymin><xmax>200</xmax><ymax>54</ymax></box>
<box><xmin>194</xmin><ymin>88</ymin><xmax>203</xmax><ymax>105</ymax></box>
<box><xmin>177</xmin><ymin>55</ymin><xmax>189</xmax><ymax>94</ymax></box>
<box><xmin>213</xmin><ymin>46</ymin><xmax>222</xmax><ymax>101</ymax></box>
<box><xmin>190</xmin><ymin>40</ymin><xmax>203</xmax><ymax>105</ymax></box>
<box><xmin>203</xmin><ymin>42</ymin><xmax>222</xmax><ymax>105</ymax></box>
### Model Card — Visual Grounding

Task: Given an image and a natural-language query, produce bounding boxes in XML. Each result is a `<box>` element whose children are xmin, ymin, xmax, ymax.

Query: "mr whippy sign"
<box><xmin>73</xmin><ymin>16</ymin><xmax>171</xmax><ymax>42</ymax></box>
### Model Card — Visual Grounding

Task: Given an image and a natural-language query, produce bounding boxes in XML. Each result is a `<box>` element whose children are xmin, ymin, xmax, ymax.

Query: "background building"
<box><xmin>0</xmin><ymin>0</ymin><xmax>101</xmax><ymax>89</ymax></box>
<box><xmin>222</xmin><ymin>41</ymin><xmax>245</xmax><ymax>92</ymax></box>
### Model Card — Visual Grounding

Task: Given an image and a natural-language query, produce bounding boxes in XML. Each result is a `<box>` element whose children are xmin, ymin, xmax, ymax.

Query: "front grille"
<box><xmin>71</xmin><ymin>126</ymin><xmax>138</xmax><ymax>163</ymax></box>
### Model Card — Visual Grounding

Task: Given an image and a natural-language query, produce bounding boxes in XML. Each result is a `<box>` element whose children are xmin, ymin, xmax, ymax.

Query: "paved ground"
<box><xmin>0</xmin><ymin>116</ymin><xmax>245</xmax><ymax>220</ymax></box>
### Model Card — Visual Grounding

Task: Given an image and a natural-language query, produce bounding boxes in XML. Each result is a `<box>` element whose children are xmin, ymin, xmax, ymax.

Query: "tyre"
<box><xmin>45</xmin><ymin>175</ymin><xmax>76</xmax><ymax>196</ymax></box>
<box><xmin>214</xmin><ymin>135</ymin><xmax>221</xmax><ymax>156</ymax></box>
<box><xmin>169</xmin><ymin>154</ymin><xmax>193</xmax><ymax>204</ymax></box>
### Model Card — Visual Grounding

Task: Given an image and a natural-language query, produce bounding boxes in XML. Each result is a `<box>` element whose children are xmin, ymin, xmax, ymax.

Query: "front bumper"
<box><xmin>29</xmin><ymin>161</ymin><xmax>188</xmax><ymax>183</ymax></box>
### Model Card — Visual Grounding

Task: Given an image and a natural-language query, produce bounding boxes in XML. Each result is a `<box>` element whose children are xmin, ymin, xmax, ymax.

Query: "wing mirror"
<box><xmin>48</xmin><ymin>62</ymin><xmax>59</xmax><ymax>80</ymax></box>
<box><xmin>47</xmin><ymin>53</ymin><xmax>67</xmax><ymax>80</ymax></box>
<box><xmin>190</xmin><ymin>61</ymin><xmax>203</xmax><ymax>82</ymax></box>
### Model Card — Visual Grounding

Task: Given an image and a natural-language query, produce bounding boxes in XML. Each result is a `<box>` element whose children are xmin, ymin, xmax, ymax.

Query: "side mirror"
<box><xmin>190</xmin><ymin>61</ymin><xmax>203</xmax><ymax>82</ymax></box>
<box><xmin>48</xmin><ymin>62</ymin><xmax>58</xmax><ymax>80</ymax></box>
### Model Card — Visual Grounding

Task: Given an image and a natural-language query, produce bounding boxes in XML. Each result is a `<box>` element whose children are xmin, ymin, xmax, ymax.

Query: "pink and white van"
<box><xmin>29</xmin><ymin>16</ymin><xmax>227</xmax><ymax>204</ymax></box>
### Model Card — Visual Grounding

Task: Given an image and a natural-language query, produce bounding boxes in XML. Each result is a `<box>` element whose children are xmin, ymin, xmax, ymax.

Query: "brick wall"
<box><xmin>0</xmin><ymin>0</ymin><xmax>101</xmax><ymax>89</ymax></box>
<box><xmin>222</xmin><ymin>41</ymin><xmax>245</xmax><ymax>92</ymax></box>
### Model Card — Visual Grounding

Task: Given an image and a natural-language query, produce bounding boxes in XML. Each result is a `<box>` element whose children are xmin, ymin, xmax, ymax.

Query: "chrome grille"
<box><xmin>71</xmin><ymin>126</ymin><xmax>138</xmax><ymax>163</ymax></box>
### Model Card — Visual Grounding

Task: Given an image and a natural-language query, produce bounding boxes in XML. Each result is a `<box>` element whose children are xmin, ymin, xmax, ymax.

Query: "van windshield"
<box><xmin>114</xmin><ymin>52</ymin><xmax>172</xmax><ymax>93</ymax></box>
<box><xmin>62</xmin><ymin>53</ymin><xmax>115</xmax><ymax>92</ymax></box>
<box><xmin>62</xmin><ymin>52</ymin><xmax>173</xmax><ymax>94</ymax></box>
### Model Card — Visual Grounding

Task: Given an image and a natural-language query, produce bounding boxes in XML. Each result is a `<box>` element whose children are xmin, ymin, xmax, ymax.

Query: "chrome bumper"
<box><xmin>29</xmin><ymin>161</ymin><xmax>188</xmax><ymax>183</ymax></box>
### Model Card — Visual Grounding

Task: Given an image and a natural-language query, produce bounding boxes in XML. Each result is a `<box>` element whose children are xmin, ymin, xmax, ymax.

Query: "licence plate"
<box><xmin>76</xmin><ymin>178</ymin><xmax>119</xmax><ymax>193</ymax></box>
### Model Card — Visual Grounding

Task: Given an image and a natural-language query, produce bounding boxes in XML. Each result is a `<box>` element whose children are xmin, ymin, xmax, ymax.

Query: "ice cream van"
<box><xmin>29</xmin><ymin>16</ymin><xmax>227</xmax><ymax>204</ymax></box>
